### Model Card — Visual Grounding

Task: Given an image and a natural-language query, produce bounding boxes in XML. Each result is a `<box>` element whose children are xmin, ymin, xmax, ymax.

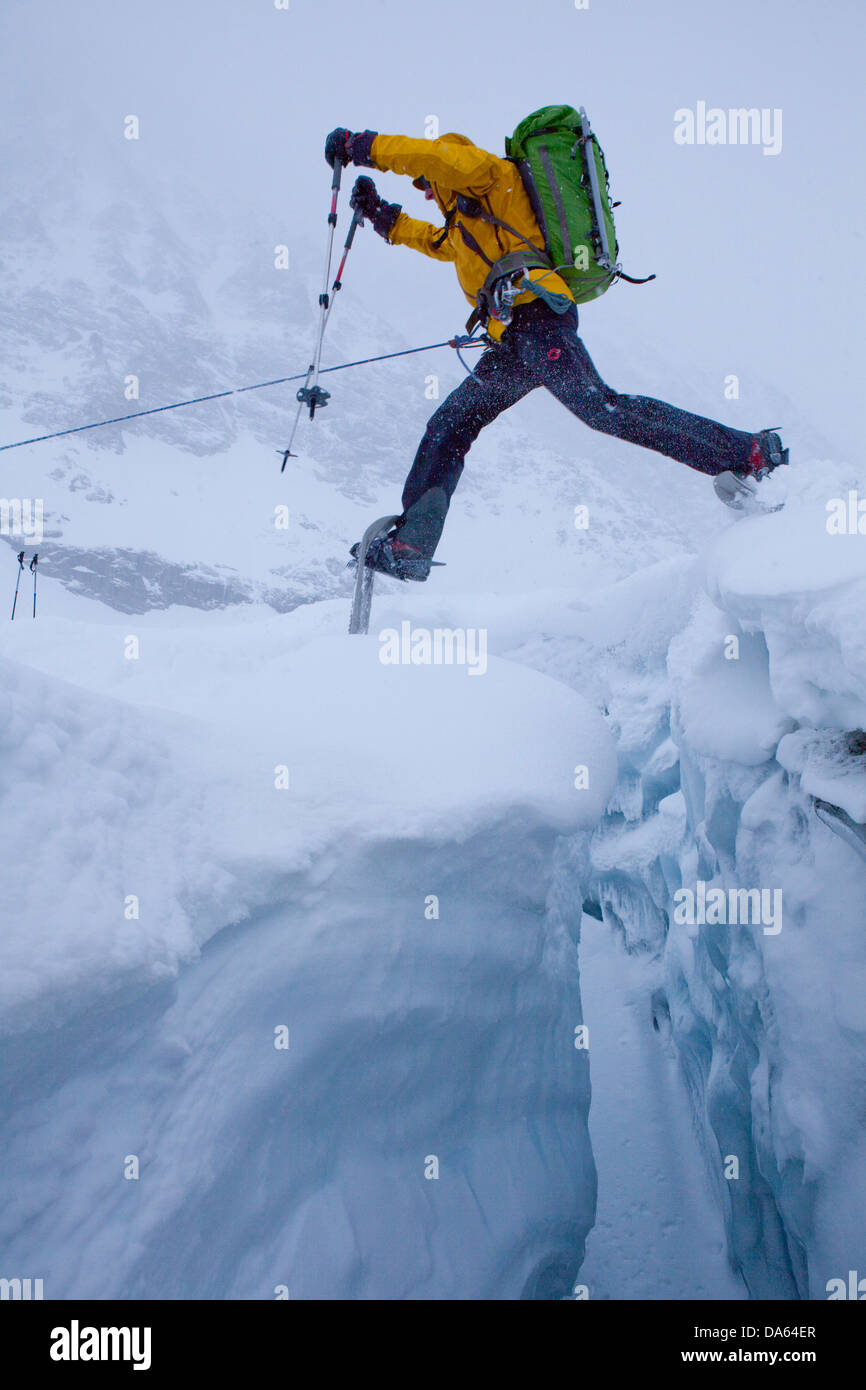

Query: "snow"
<box><xmin>1</xmin><ymin>825</ymin><xmax>599</xmax><ymax>1299</ymax></box>
<box><xmin>570</xmin><ymin>459</ymin><xmax>866</xmax><ymax>1298</ymax></box>
<box><xmin>0</xmin><ymin>623</ymin><xmax>616</xmax><ymax>1027</ymax></box>
<box><xmin>6</xmin><ymin>444</ymin><xmax>865</xmax><ymax>1301</ymax></box>
<box><xmin>0</xmin><ymin>614</ymin><xmax>615</xmax><ymax>1298</ymax></box>
<box><xmin>667</xmin><ymin>600</ymin><xmax>794</xmax><ymax>766</ymax></box>
<box><xmin>575</xmin><ymin>911</ymin><xmax>745</xmax><ymax>1301</ymax></box>
<box><xmin>776</xmin><ymin>729</ymin><xmax>866</xmax><ymax>825</ymax></box>
<box><xmin>706</xmin><ymin>460</ymin><xmax>866</xmax><ymax>730</ymax></box>
<box><xmin>5</xmin><ymin>449</ymin><xmax>866</xmax><ymax>1299</ymax></box>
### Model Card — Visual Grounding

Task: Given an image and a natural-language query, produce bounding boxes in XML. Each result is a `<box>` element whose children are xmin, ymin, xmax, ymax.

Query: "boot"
<box><xmin>354</xmin><ymin>533</ymin><xmax>431</xmax><ymax>582</ymax></box>
<box><xmin>742</xmin><ymin>428</ymin><xmax>789</xmax><ymax>479</ymax></box>
<box><xmin>395</xmin><ymin>485</ymin><xmax>450</xmax><ymax>557</ymax></box>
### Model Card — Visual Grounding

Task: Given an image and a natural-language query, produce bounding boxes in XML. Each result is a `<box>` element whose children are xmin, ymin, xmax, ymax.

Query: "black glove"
<box><xmin>324</xmin><ymin>128</ymin><xmax>379</xmax><ymax>168</ymax></box>
<box><xmin>325</xmin><ymin>127</ymin><xmax>351</xmax><ymax>168</ymax></box>
<box><xmin>350</xmin><ymin>175</ymin><xmax>380</xmax><ymax>219</ymax></box>
<box><xmin>350</xmin><ymin>176</ymin><xmax>401</xmax><ymax>240</ymax></box>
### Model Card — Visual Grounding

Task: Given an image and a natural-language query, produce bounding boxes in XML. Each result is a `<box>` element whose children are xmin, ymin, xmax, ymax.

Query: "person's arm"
<box><xmin>326</xmin><ymin>127</ymin><xmax>498</xmax><ymax>193</ymax></box>
<box><xmin>386</xmin><ymin>211</ymin><xmax>456</xmax><ymax>262</ymax></box>
<box><xmin>367</xmin><ymin>133</ymin><xmax>498</xmax><ymax>194</ymax></box>
<box><xmin>350</xmin><ymin>177</ymin><xmax>456</xmax><ymax>262</ymax></box>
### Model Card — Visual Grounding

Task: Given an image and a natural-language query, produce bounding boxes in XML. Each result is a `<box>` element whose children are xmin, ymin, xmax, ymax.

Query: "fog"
<box><xmin>2</xmin><ymin>0</ymin><xmax>863</xmax><ymax>453</ymax></box>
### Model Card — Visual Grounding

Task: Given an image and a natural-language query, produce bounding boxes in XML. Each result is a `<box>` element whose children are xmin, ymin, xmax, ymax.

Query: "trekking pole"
<box><xmin>30</xmin><ymin>552</ymin><xmax>38</xmax><ymax>617</ymax></box>
<box><xmin>297</xmin><ymin>162</ymin><xmax>343</xmax><ymax>423</ymax></box>
<box><xmin>321</xmin><ymin>204</ymin><xmax>364</xmax><ymax>338</ymax></box>
<box><xmin>279</xmin><ymin>188</ymin><xmax>365</xmax><ymax>472</ymax></box>
<box><xmin>310</xmin><ymin>159</ymin><xmax>344</xmax><ymax>392</ymax></box>
<box><xmin>10</xmin><ymin>550</ymin><xmax>25</xmax><ymax>620</ymax></box>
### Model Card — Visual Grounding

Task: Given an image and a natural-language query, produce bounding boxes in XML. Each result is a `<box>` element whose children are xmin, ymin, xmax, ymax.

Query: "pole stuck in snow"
<box><xmin>10</xmin><ymin>549</ymin><xmax>25</xmax><ymax>620</ymax></box>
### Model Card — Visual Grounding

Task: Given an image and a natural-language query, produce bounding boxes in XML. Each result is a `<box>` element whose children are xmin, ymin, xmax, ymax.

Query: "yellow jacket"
<box><xmin>367</xmin><ymin>132</ymin><xmax>574</xmax><ymax>339</ymax></box>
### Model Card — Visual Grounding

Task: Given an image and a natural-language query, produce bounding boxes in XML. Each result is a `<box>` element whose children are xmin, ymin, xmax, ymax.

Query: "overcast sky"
<box><xmin>2</xmin><ymin>0</ymin><xmax>863</xmax><ymax>454</ymax></box>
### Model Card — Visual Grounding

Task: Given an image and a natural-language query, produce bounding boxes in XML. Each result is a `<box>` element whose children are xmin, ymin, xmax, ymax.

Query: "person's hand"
<box><xmin>350</xmin><ymin>175</ymin><xmax>401</xmax><ymax>240</ymax></box>
<box><xmin>324</xmin><ymin>128</ymin><xmax>352</xmax><ymax>167</ymax></box>
<box><xmin>350</xmin><ymin>175</ymin><xmax>380</xmax><ymax>220</ymax></box>
<box><xmin>325</xmin><ymin>129</ymin><xmax>378</xmax><ymax>169</ymax></box>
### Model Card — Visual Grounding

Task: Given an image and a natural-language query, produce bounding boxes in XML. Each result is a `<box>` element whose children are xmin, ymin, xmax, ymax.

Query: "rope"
<box><xmin>0</xmin><ymin>338</ymin><xmax>486</xmax><ymax>454</ymax></box>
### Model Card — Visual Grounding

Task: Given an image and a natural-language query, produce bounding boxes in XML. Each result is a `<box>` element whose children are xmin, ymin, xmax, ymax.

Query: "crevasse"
<box><xmin>561</xmin><ymin>458</ymin><xmax>866</xmax><ymax>1299</ymax></box>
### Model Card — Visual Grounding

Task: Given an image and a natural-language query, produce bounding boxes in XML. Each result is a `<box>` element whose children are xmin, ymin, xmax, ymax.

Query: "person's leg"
<box><xmin>397</xmin><ymin>339</ymin><xmax>535</xmax><ymax>556</ymax></box>
<box><xmin>542</xmin><ymin>319</ymin><xmax>756</xmax><ymax>477</ymax></box>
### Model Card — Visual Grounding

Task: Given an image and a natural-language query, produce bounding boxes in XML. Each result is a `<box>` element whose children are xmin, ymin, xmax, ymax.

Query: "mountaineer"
<box><xmin>325</xmin><ymin>120</ymin><xmax>788</xmax><ymax>580</ymax></box>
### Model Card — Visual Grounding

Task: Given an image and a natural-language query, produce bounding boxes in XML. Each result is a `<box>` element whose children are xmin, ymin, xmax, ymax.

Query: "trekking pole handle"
<box><xmin>328</xmin><ymin>161</ymin><xmax>342</xmax><ymax>226</ymax></box>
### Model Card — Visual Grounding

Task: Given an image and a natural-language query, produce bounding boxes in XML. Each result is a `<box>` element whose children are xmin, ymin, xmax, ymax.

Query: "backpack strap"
<box><xmin>456</xmin><ymin>192</ymin><xmax>655</xmax><ymax>294</ymax></box>
<box><xmin>437</xmin><ymin>193</ymin><xmax>572</xmax><ymax>331</ymax></box>
<box><xmin>455</xmin><ymin>218</ymin><xmax>495</xmax><ymax>266</ymax></box>
<box><xmin>454</xmin><ymin>193</ymin><xmax>548</xmax><ymax>261</ymax></box>
<box><xmin>614</xmin><ymin>268</ymin><xmax>657</xmax><ymax>285</ymax></box>
<box><xmin>534</xmin><ymin>145</ymin><xmax>573</xmax><ymax>268</ymax></box>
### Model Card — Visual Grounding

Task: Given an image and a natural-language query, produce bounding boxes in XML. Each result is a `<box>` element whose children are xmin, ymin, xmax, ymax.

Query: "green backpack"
<box><xmin>504</xmin><ymin>105</ymin><xmax>653</xmax><ymax>306</ymax></box>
